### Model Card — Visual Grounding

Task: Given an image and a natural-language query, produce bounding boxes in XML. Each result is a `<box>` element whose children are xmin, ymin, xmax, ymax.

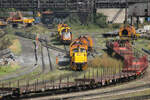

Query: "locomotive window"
<box><xmin>67</xmin><ymin>32</ymin><xmax>71</xmax><ymax>34</ymax></box>
<box><xmin>145</xmin><ymin>9</ymin><xmax>148</xmax><ymax>12</ymax></box>
<box><xmin>122</xmin><ymin>29</ymin><xmax>128</xmax><ymax>36</ymax></box>
<box><xmin>80</xmin><ymin>48</ymin><xmax>86</xmax><ymax>52</ymax></box>
<box><xmin>62</xmin><ymin>29</ymin><xmax>66</xmax><ymax>33</ymax></box>
<box><xmin>73</xmin><ymin>48</ymin><xmax>79</xmax><ymax>52</ymax></box>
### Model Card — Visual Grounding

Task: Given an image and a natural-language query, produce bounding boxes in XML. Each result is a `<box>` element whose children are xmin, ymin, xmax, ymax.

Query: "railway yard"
<box><xmin>0</xmin><ymin>23</ymin><xmax>149</xmax><ymax>100</ymax></box>
<box><xmin>0</xmin><ymin>0</ymin><xmax>150</xmax><ymax>100</ymax></box>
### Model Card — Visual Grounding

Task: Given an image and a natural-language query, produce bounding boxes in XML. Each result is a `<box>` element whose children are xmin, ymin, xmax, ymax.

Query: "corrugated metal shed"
<box><xmin>128</xmin><ymin>3</ymin><xmax>150</xmax><ymax>17</ymax></box>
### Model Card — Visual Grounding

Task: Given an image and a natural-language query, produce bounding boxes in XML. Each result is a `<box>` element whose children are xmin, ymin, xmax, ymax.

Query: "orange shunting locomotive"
<box><xmin>57</xmin><ymin>24</ymin><xmax>73</xmax><ymax>44</ymax></box>
<box><xmin>70</xmin><ymin>35</ymin><xmax>93</xmax><ymax>71</ymax></box>
<box><xmin>119</xmin><ymin>25</ymin><xmax>140</xmax><ymax>39</ymax></box>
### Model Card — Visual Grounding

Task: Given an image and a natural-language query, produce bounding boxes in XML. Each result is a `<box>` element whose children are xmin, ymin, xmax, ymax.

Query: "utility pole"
<box><xmin>125</xmin><ymin>0</ymin><xmax>128</xmax><ymax>25</ymax></box>
<box><xmin>147</xmin><ymin>0</ymin><xmax>149</xmax><ymax>17</ymax></box>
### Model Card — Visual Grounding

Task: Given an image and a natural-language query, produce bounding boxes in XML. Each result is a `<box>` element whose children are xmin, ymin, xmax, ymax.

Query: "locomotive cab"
<box><xmin>121</xmin><ymin>29</ymin><xmax>129</xmax><ymax>36</ymax></box>
<box><xmin>61</xmin><ymin>28</ymin><xmax>72</xmax><ymax>43</ymax></box>
<box><xmin>71</xmin><ymin>47</ymin><xmax>87</xmax><ymax>71</ymax></box>
<box><xmin>70</xmin><ymin>35</ymin><xmax>93</xmax><ymax>71</ymax></box>
<box><xmin>57</xmin><ymin>24</ymin><xmax>72</xmax><ymax>44</ymax></box>
<box><xmin>119</xmin><ymin>25</ymin><xmax>136</xmax><ymax>37</ymax></box>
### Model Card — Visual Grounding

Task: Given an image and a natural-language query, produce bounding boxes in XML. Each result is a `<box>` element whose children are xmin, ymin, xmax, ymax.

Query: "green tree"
<box><xmin>0</xmin><ymin>35</ymin><xmax>12</xmax><ymax>50</ymax></box>
<box><xmin>0</xmin><ymin>30</ymin><xmax>12</xmax><ymax>50</ymax></box>
<box><xmin>95</xmin><ymin>13</ymin><xmax>108</xmax><ymax>28</ymax></box>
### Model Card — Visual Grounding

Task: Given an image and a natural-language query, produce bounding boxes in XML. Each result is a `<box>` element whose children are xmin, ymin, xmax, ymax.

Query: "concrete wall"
<box><xmin>128</xmin><ymin>3</ymin><xmax>150</xmax><ymax>17</ymax></box>
<box><xmin>97</xmin><ymin>9</ymin><xmax>125</xmax><ymax>23</ymax></box>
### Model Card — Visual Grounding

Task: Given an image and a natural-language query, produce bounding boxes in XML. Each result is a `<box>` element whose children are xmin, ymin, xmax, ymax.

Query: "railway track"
<box><xmin>26</xmin><ymin>81</ymin><xmax>150</xmax><ymax>100</ymax></box>
<box><xmin>0</xmin><ymin>32</ymin><xmax>148</xmax><ymax>99</ymax></box>
<box><xmin>41</xmin><ymin>41</ymin><xmax>68</xmax><ymax>54</ymax></box>
<box><xmin>77</xmin><ymin>87</ymin><xmax>150</xmax><ymax>100</ymax></box>
<box><xmin>46</xmin><ymin>43</ymin><xmax>53</xmax><ymax>71</ymax></box>
<box><xmin>21</xmin><ymin>40</ymin><xmax>148</xmax><ymax>99</ymax></box>
<box><xmin>14</xmin><ymin>32</ymin><xmax>86</xmax><ymax>78</ymax></box>
<box><xmin>0</xmin><ymin>39</ymin><xmax>40</xmax><ymax>81</ymax></box>
<box><xmin>40</xmin><ymin>45</ymin><xmax>45</xmax><ymax>72</ymax></box>
<box><xmin>117</xmin><ymin>91</ymin><xmax>150</xmax><ymax>100</ymax></box>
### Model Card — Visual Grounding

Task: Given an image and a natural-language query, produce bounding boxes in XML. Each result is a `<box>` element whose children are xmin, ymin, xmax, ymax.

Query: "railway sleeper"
<box><xmin>110</xmin><ymin>79</ymin><xmax>115</xmax><ymax>85</ymax></box>
<box><xmin>76</xmin><ymin>86</ymin><xmax>83</xmax><ymax>91</ymax></box>
<box><xmin>2</xmin><ymin>95</ymin><xmax>13</xmax><ymax>100</ymax></box>
<box><xmin>82</xmin><ymin>85</ymin><xmax>88</xmax><ymax>90</ymax></box>
<box><xmin>90</xmin><ymin>84</ymin><xmax>97</xmax><ymax>89</ymax></box>
<box><xmin>124</xmin><ymin>77</ymin><xmax>132</xmax><ymax>82</ymax></box>
<box><xmin>138</xmin><ymin>70</ymin><xmax>147</xmax><ymax>78</ymax></box>
<box><xmin>104</xmin><ymin>80</ymin><xmax>111</xmax><ymax>86</ymax></box>
<box><xmin>97</xmin><ymin>82</ymin><xmax>102</xmax><ymax>87</ymax></box>
<box><xmin>128</xmin><ymin>75</ymin><xmax>136</xmax><ymax>81</ymax></box>
<box><xmin>115</xmin><ymin>78</ymin><xmax>121</xmax><ymax>83</ymax></box>
<box><xmin>81</xmin><ymin>85</ymin><xmax>90</xmax><ymax>90</ymax></box>
<box><xmin>12</xmin><ymin>88</ymin><xmax>20</xmax><ymax>97</ymax></box>
<box><xmin>108</xmin><ymin>79</ymin><xmax>114</xmax><ymax>85</ymax></box>
<box><xmin>120</xmin><ymin>77</ymin><xmax>129</xmax><ymax>82</ymax></box>
<box><xmin>120</xmin><ymin>76</ymin><xmax>131</xmax><ymax>82</ymax></box>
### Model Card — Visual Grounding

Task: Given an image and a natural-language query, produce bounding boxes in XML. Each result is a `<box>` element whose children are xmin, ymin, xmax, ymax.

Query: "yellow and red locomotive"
<box><xmin>119</xmin><ymin>25</ymin><xmax>140</xmax><ymax>39</ymax></box>
<box><xmin>70</xmin><ymin>35</ymin><xmax>93</xmax><ymax>71</ymax></box>
<box><xmin>57</xmin><ymin>24</ymin><xmax>73</xmax><ymax>44</ymax></box>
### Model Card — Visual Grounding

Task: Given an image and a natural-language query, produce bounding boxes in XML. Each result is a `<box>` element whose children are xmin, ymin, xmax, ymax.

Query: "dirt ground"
<box><xmin>17</xmin><ymin>36</ymin><xmax>35</xmax><ymax>67</ymax></box>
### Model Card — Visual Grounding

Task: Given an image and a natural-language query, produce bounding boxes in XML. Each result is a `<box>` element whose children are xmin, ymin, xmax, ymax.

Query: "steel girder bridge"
<box><xmin>0</xmin><ymin>0</ymin><xmax>149</xmax><ymax>10</ymax></box>
<box><xmin>0</xmin><ymin>0</ymin><xmax>149</xmax><ymax>24</ymax></box>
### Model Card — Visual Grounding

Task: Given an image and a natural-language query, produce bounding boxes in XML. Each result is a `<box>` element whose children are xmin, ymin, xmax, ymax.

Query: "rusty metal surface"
<box><xmin>0</xmin><ymin>0</ymin><xmax>149</xmax><ymax>10</ymax></box>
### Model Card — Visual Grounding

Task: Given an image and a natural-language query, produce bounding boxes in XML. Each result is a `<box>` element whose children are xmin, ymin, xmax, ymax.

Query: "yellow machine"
<box><xmin>7</xmin><ymin>12</ymin><xmax>22</xmax><ymax>24</ymax></box>
<box><xmin>20</xmin><ymin>11</ymin><xmax>35</xmax><ymax>26</ymax></box>
<box><xmin>119</xmin><ymin>25</ymin><xmax>140</xmax><ymax>39</ymax></box>
<box><xmin>23</xmin><ymin>18</ymin><xmax>35</xmax><ymax>25</ymax></box>
<box><xmin>58</xmin><ymin>24</ymin><xmax>69</xmax><ymax>36</ymax></box>
<box><xmin>37</xmin><ymin>12</ymin><xmax>41</xmax><ymax>17</ymax></box>
<box><xmin>7</xmin><ymin>11</ymin><xmax>35</xmax><ymax>27</ymax></box>
<box><xmin>0</xmin><ymin>20</ymin><xmax>7</xmax><ymax>28</ymax></box>
<box><xmin>70</xmin><ymin>36</ymin><xmax>93</xmax><ymax>71</ymax></box>
<box><xmin>57</xmin><ymin>24</ymin><xmax>72</xmax><ymax>44</ymax></box>
<box><xmin>70</xmin><ymin>45</ymin><xmax>88</xmax><ymax>71</ymax></box>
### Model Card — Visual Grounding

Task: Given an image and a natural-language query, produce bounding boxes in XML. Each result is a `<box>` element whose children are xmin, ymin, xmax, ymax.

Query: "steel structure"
<box><xmin>0</xmin><ymin>0</ymin><xmax>149</xmax><ymax>10</ymax></box>
<box><xmin>0</xmin><ymin>0</ymin><xmax>149</xmax><ymax>25</ymax></box>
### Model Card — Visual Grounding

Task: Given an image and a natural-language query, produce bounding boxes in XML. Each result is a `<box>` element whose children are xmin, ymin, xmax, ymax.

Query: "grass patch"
<box><xmin>9</xmin><ymin>39</ymin><xmax>22</xmax><ymax>55</ymax></box>
<box><xmin>0</xmin><ymin>33</ymin><xmax>14</xmax><ymax>50</ymax></box>
<box><xmin>0</xmin><ymin>63</ymin><xmax>20</xmax><ymax>76</ymax></box>
<box><xmin>101</xmin><ymin>88</ymin><xmax>150</xmax><ymax>100</ymax></box>
<box><xmin>81</xmin><ymin>54</ymin><xmax>124</xmax><ymax>78</ymax></box>
<box><xmin>71</xmin><ymin>24</ymin><xmax>114</xmax><ymax>34</ymax></box>
<box><xmin>134</xmin><ymin>39</ymin><xmax>150</xmax><ymax>51</ymax></box>
<box><xmin>1</xmin><ymin>66</ymin><xmax>41</xmax><ymax>86</ymax></box>
<box><xmin>25</xmin><ymin>24</ymin><xmax>51</xmax><ymax>35</ymax></box>
<box><xmin>89</xmin><ymin>53</ymin><xmax>123</xmax><ymax>68</ymax></box>
<box><xmin>3</xmin><ymin>69</ymin><xmax>75</xmax><ymax>87</ymax></box>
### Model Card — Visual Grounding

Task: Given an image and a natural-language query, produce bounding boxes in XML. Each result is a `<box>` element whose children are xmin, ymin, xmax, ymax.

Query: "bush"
<box><xmin>65</xmin><ymin>13</ymin><xmax>81</xmax><ymax>25</ymax></box>
<box><xmin>0</xmin><ymin>8</ymin><xmax>16</xmax><ymax>18</ymax></box>
<box><xmin>59</xmin><ymin>13</ymin><xmax>108</xmax><ymax>28</ymax></box>
<box><xmin>0</xmin><ymin>28</ymin><xmax>15</xmax><ymax>50</ymax></box>
<box><xmin>0</xmin><ymin>35</ymin><xmax>12</xmax><ymax>50</ymax></box>
<box><xmin>9</xmin><ymin>39</ymin><xmax>22</xmax><ymax>55</ymax></box>
<box><xmin>95</xmin><ymin>13</ymin><xmax>108</xmax><ymax>28</ymax></box>
<box><xmin>112</xmin><ymin>23</ymin><xmax>120</xmax><ymax>29</ymax></box>
<box><xmin>89</xmin><ymin>53</ymin><xmax>123</xmax><ymax>68</ymax></box>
